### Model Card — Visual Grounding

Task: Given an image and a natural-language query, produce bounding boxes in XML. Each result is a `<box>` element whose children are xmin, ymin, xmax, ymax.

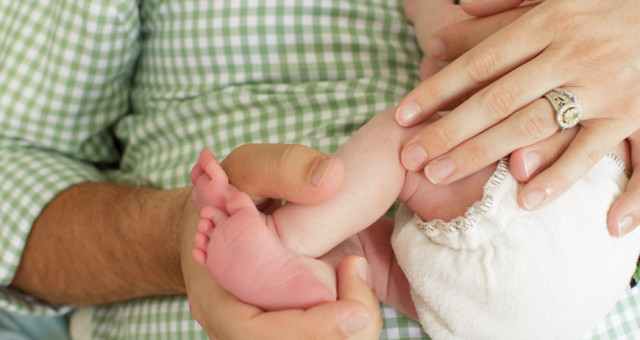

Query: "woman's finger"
<box><xmin>395</xmin><ymin>4</ymin><xmax>554</xmax><ymax>128</ymax></box>
<box><xmin>608</xmin><ymin>132</ymin><xmax>640</xmax><ymax>237</ymax></box>
<box><xmin>517</xmin><ymin>124</ymin><xmax>623</xmax><ymax>211</ymax></box>
<box><xmin>400</xmin><ymin>46</ymin><xmax>564</xmax><ymax>173</ymax></box>
<box><xmin>419</xmin><ymin>91</ymin><xmax>583</xmax><ymax>184</ymax></box>
<box><xmin>429</xmin><ymin>5</ymin><xmax>533</xmax><ymax>62</ymax></box>
<box><xmin>509</xmin><ymin>127</ymin><xmax>578</xmax><ymax>182</ymax></box>
<box><xmin>425</xmin><ymin>82</ymin><xmax>597</xmax><ymax>184</ymax></box>
<box><xmin>221</xmin><ymin>144</ymin><xmax>345</xmax><ymax>205</ymax></box>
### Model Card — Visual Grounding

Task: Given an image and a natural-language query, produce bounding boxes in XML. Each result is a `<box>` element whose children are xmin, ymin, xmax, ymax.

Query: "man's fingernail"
<box><xmin>522</xmin><ymin>189</ymin><xmax>545</xmax><ymax>210</ymax></box>
<box><xmin>355</xmin><ymin>257</ymin><xmax>373</xmax><ymax>289</ymax></box>
<box><xmin>311</xmin><ymin>157</ymin><xmax>334</xmax><ymax>187</ymax></box>
<box><xmin>396</xmin><ymin>102</ymin><xmax>422</xmax><ymax>126</ymax></box>
<box><xmin>523</xmin><ymin>152</ymin><xmax>542</xmax><ymax>178</ymax></box>
<box><xmin>341</xmin><ymin>312</ymin><xmax>370</xmax><ymax>336</ymax></box>
<box><xmin>401</xmin><ymin>143</ymin><xmax>428</xmax><ymax>171</ymax></box>
<box><xmin>617</xmin><ymin>215</ymin><xmax>634</xmax><ymax>236</ymax></box>
<box><xmin>427</xmin><ymin>37</ymin><xmax>446</xmax><ymax>60</ymax></box>
<box><xmin>425</xmin><ymin>158</ymin><xmax>455</xmax><ymax>184</ymax></box>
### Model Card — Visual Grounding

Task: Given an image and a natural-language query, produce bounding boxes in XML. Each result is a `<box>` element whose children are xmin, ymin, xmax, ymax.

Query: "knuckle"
<box><xmin>603</xmin><ymin>68</ymin><xmax>638</xmax><ymax>96</ymax></box>
<box><xmin>516</xmin><ymin>111</ymin><xmax>554</xmax><ymax>141</ymax></box>
<box><xmin>464</xmin><ymin>143</ymin><xmax>492</xmax><ymax>168</ymax></box>
<box><xmin>482</xmin><ymin>84</ymin><xmax>518</xmax><ymax>119</ymax></box>
<box><xmin>578</xmin><ymin>147</ymin><xmax>603</xmax><ymax>166</ymax></box>
<box><xmin>569</xmin><ymin>38</ymin><xmax>620</xmax><ymax>66</ymax></box>
<box><xmin>429</xmin><ymin>126</ymin><xmax>457</xmax><ymax>152</ymax></box>
<box><xmin>549</xmin><ymin>172</ymin><xmax>571</xmax><ymax>195</ymax></box>
<box><xmin>277</xmin><ymin>144</ymin><xmax>308</xmax><ymax>169</ymax></box>
<box><xmin>466</xmin><ymin>49</ymin><xmax>499</xmax><ymax>84</ymax></box>
<box><xmin>543</xmin><ymin>8</ymin><xmax>581</xmax><ymax>35</ymax></box>
<box><xmin>263</xmin><ymin>145</ymin><xmax>298</xmax><ymax>185</ymax></box>
<box><xmin>282</xmin><ymin>143</ymin><xmax>307</xmax><ymax>158</ymax></box>
<box><xmin>422</xmin><ymin>83</ymin><xmax>447</xmax><ymax>109</ymax></box>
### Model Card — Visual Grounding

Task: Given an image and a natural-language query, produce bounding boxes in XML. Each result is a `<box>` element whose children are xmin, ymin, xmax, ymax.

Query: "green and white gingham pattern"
<box><xmin>1</xmin><ymin>0</ymin><xmax>639</xmax><ymax>338</ymax></box>
<box><xmin>0</xmin><ymin>0</ymin><xmax>139</xmax><ymax>315</ymax></box>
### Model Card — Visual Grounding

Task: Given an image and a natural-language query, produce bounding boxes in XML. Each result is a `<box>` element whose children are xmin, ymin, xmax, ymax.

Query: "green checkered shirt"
<box><xmin>1</xmin><ymin>0</ymin><xmax>638</xmax><ymax>339</ymax></box>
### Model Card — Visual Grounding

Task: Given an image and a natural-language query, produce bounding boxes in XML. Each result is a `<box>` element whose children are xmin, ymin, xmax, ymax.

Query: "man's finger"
<box><xmin>336</xmin><ymin>256</ymin><xmax>381</xmax><ymax>339</ymax></box>
<box><xmin>245</xmin><ymin>256</ymin><xmax>379</xmax><ymax>340</ymax></box>
<box><xmin>221</xmin><ymin>143</ymin><xmax>345</xmax><ymax>205</ymax></box>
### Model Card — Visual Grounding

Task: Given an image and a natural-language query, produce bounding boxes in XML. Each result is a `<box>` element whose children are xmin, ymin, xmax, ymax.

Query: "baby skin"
<box><xmin>191</xmin><ymin>108</ymin><xmax>631</xmax><ymax>312</ymax></box>
<box><xmin>190</xmin><ymin>109</ymin><xmax>503</xmax><ymax>310</ymax></box>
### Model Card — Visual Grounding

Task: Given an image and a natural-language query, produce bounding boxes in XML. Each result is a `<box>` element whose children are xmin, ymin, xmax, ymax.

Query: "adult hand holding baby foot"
<box><xmin>399</xmin><ymin>0</ymin><xmax>640</xmax><ymax>236</ymax></box>
<box><xmin>181</xmin><ymin>143</ymin><xmax>381</xmax><ymax>339</ymax></box>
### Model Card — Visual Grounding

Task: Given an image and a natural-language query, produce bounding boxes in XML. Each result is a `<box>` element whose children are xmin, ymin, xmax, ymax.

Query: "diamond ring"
<box><xmin>543</xmin><ymin>88</ymin><xmax>582</xmax><ymax>130</ymax></box>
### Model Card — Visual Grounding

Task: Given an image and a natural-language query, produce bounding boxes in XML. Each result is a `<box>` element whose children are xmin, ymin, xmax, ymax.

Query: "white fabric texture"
<box><xmin>392</xmin><ymin>156</ymin><xmax>640</xmax><ymax>340</ymax></box>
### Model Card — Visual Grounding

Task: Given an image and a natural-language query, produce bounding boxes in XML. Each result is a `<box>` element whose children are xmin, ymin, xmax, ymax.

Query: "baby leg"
<box><xmin>190</xmin><ymin>149</ymin><xmax>336</xmax><ymax>310</ymax></box>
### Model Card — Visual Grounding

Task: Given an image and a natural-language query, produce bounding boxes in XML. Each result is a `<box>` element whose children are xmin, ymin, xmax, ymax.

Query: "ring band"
<box><xmin>543</xmin><ymin>88</ymin><xmax>582</xmax><ymax>130</ymax></box>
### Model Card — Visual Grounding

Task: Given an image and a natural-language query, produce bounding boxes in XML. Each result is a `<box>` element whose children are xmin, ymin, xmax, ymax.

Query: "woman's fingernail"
<box><xmin>425</xmin><ymin>158</ymin><xmax>455</xmax><ymax>184</ymax></box>
<box><xmin>401</xmin><ymin>143</ymin><xmax>428</xmax><ymax>171</ymax></box>
<box><xmin>311</xmin><ymin>157</ymin><xmax>334</xmax><ymax>187</ymax></box>
<box><xmin>427</xmin><ymin>37</ymin><xmax>445</xmax><ymax>60</ymax></box>
<box><xmin>341</xmin><ymin>312</ymin><xmax>371</xmax><ymax>336</ymax></box>
<box><xmin>522</xmin><ymin>189</ymin><xmax>545</xmax><ymax>210</ymax></box>
<box><xmin>617</xmin><ymin>216</ymin><xmax>634</xmax><ymax>236</ymax></box>
<box><xmin>396</xmin><ymin>102</ymin><xmax>422</xmax><ymax>126</ymax></box>
<box><xmin>523</xmin><ymin>152</ymin><xmax>542</xmax><ymax>178</ymax></box>
<box><xmin>355</xmin><ymin>257</ymin><xmax>373</xmax><ymax>289</ymax></box>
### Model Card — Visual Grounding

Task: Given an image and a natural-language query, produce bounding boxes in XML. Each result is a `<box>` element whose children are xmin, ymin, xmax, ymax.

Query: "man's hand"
<box><xmin>221</xmin><ymin>143</ymin><xmax>345</xmax><ymax>209</ymax></box>
<box><xmin>12</xmin><ymin>143</ymin><xmax>381</xmax><ymax>339</ymax></box>
<box><xmin>181</xmin><ymin>143</ymin><xmax>381</xmax><ymax>339</ymax></box>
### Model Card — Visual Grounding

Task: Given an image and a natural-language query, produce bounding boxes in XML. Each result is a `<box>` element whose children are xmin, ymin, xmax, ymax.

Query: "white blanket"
<box><xmin>392</xmin><ymin>156</ymin><xmax>640</xmax><ymax>340</ymax></box>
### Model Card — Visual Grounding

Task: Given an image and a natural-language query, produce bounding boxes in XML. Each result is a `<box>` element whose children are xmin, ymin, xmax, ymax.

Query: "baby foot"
<box><xmin>190</xmin><ymin>149</ymin><xmax>231</xmax><ymax>214</ymax></box>
<box><xmin>190</xmin><ymin>149</ymin><xmax>336</xmax><ymax>310</ymax></box>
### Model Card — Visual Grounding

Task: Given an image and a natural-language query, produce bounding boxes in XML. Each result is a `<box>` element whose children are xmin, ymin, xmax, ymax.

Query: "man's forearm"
<box><xmin>10</xmin><ymin>182</ymin><xmax>192</xmax><ymax>305</ymax></box>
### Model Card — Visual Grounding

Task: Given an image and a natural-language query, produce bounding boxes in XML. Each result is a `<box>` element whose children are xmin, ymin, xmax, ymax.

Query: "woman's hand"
<box><xmin>396</xmin><ymin>0</ymin><xmax>640</xmax><ymax>235</ymax></box>
<box><xmin>180</xmin><ymin>143</ymin><xmax>382</xmax><ymax>339</ymax></box>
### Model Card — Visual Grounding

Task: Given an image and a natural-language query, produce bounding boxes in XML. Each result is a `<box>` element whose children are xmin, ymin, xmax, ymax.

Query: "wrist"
<box><xmin>175</xmin><ymin>187</ymin><xmax>206</xmax><ymax>294</ymax></box>
<box><xmin>147</xmin><ymin>186</ymin><xmax>193</xmax><ymax>294</ymax></box>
